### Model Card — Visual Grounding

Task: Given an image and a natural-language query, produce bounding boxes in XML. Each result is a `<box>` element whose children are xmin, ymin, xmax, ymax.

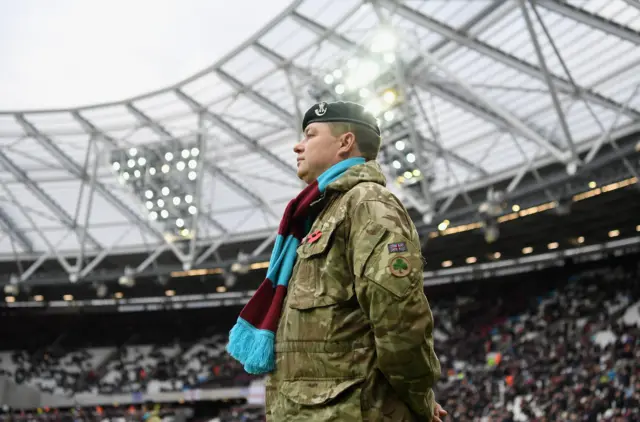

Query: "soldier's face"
<box><xmin>294</xmin><ymin>122</ymin><xmax>342</xmax><ymax>184</ymax></box>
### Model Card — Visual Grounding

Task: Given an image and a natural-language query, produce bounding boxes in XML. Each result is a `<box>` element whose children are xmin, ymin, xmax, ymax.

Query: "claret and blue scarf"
<box><xmin>226</xmin><ymin>157</ymin><xmax>365</xmax><ymax>374</ymax></box>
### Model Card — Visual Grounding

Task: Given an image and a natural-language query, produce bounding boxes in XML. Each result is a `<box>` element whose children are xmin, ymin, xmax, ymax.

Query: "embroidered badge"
<box><xmin>388</xmin><ymin>256</ymin><xmax>411</xmax><ymax>277</ymax></box>
<box><xmin>314</xmin><ymin>102</ymin><xmax>328</xmax><ymax>116</ymax></box>
<box><xmin>306</xmin><ymin>230</ymin><xmax>322</xmax><ymax>244</ymax></box>
<box><xmin>387</xmin><ymin>242</ymin><xmax>407</xmax><ymax>253</ymax></box>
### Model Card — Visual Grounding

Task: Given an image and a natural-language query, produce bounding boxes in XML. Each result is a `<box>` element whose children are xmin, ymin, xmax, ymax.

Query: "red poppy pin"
<box><xmin>306</xmin><ymin>230</ymin><xmax>322</xmax><ymax>244</ymax></box>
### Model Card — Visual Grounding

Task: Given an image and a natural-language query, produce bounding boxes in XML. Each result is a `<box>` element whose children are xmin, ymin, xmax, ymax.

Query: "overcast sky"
<box><xmin>0</xmin><ymin>0</ymin><xmax>292</xmax><ymax>111</ymax></box>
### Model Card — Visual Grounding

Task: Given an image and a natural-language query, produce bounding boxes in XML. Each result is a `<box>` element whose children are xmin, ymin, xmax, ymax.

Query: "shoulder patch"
<box><xmin>388</xmin><ymin>256</ymin><xmax>411</xmax><ymax>277</ymax></box>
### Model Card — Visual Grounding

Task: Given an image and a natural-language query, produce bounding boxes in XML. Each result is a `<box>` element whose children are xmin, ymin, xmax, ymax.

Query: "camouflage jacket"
<box><xmin>265</xmin><ymin>161</ymin><xmax>441</xmax><ymax>421</ymax></box>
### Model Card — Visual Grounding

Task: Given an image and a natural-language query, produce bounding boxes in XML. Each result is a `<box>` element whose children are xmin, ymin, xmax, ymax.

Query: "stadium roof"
<box><xmin>1</xmin><ymin>0</ymin><xmax>639</xmax><ymax>285</ymax></box>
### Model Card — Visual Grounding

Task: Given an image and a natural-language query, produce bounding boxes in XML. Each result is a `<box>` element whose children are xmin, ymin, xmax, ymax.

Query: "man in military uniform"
<box><xmin>265</xmin><ymin>101</ymin><xmax>446</xmax><ymax>421</ymax></box>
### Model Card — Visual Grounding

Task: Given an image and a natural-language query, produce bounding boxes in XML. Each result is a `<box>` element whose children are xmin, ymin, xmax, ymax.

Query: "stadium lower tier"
<box><xmin>1</xmin><ymin>255</ymin><xmax>639</xmax><ymax>421</ymax></box>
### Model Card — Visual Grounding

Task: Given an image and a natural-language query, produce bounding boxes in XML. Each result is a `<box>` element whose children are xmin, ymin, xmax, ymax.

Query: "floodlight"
<box><xmin>371</xmin><ymin>29</ymin><xmax>397</xmax><ymax>53</ymax></box>
<box><xmin>383</xmin><ymin>90</ymin><xmax>396</xmax><ymax>104</ymax></box>
<box><xmin>364</xmin><ymin>98</ymin><xmax>383</xmax><ymax>116</ymax></box>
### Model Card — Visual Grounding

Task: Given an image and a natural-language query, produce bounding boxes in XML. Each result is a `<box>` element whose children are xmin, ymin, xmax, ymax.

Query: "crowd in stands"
<box><xmin>432</xmin><ymin>262</ymin><xmax>640</xmax><ymax>421</ymax></box>
<box><xmin>1</xmin><ymin>257</ymin><xmax>638</xmax><ymax>421</ymax></box>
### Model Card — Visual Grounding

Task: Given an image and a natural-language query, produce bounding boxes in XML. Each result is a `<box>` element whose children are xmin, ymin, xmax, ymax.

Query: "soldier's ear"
<box><xmin>338</xmin><ymin>131</ymin><xmax>357</xmax><ymax>155</ymax></box>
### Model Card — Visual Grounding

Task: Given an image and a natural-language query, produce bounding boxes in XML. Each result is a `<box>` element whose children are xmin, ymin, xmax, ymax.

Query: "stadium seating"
<box><xmin>1</xmin><ymin>260</ymin><xmax>638</xmax><ymax>421</ymax></box>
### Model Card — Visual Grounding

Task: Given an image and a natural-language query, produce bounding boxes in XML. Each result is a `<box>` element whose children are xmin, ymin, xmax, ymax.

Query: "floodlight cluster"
<box><xmin>110</xmin><ymin>144</ymin><xmax>201</xmax><ymax>236</ymax></box>
<box><xmin>322</xmin><ymin>61</ymin><xmax>399</xmax><ymax>123</ymax></box>
<box><xmin>321</xmin><ymin>29</ymin><xmax>400</xmax><ymax>123</ymax></box>
<box><xmin>318</xmin><ymin>28</ymin><xmax>425</xmax><ymax>186</ymax></box>
<box><xmin>386</xmin><ymin>139</ymin><xmax>426</xmax><ymax>185</ymax></box>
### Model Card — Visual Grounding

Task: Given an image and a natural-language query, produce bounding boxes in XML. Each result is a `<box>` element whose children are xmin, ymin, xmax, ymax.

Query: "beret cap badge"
<box><xmin>314</xmin><ymin>102</ymin><xmax>328</xmax><ymax>116</ymax></box>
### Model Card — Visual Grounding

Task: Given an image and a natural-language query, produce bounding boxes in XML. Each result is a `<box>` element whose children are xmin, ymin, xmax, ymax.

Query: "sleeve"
<box><xmin>350</xmin><ymin>199</ymin><xmax>441</xmax><ymax>418</ymax></box>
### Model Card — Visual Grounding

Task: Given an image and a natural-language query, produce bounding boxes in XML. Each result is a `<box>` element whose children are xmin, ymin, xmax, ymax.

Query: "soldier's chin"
<box><xmin>296</xmin><ymin>165</ymin><xmax>308</xmax><ymax>181</ymax></box>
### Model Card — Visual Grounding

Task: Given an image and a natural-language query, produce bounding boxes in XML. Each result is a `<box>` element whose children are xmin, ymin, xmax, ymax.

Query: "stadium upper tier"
<box><xmin>0</xmin><ymin>0</ymin><xmax>639</xmax><ymax>276</ymax></box>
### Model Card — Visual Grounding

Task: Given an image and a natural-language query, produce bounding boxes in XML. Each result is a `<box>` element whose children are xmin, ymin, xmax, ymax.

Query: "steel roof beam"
<box><xmin>520</xmin><ymin>0</ymin><xmax>578</xmax><ymax>161</ymax></box>
<box><xmin>0</xmin><ymin>205</ymin><xmax>33</xmax><ymax>253</ymax></box>
<box><xmin>175</xmin><ymin>89</ymin><xmax>297</xmax><ymax>180</ymax></box>
<box><xmin>125</xmin><ymin>103</ymin><xmax>174</xmax><ymax>139</ymax></box>
<box><xmin>622</xmin><ymin>0</ymin><xmax>640</xmax><ymax>10</ymax></box>
<box><xmin>417</xmin><ymin>136</ymin><xmax>640</xmax><ymax>229</ymax></box>
<box><xmin>215</xmin><ymin>69</ymin><xmax>295</xmax><ymax>127</ymax></box>
<box><xmin>375</xmin><ymin>0</ymin><xmax>640</xmax><ymax>120</ymax></box>
<box><xmin>16</xmin><ymin>114</ymin><xmax>166</xmax><ymax>247</ymax></box>
<box><xmin>291</xmin><ymin>12</ymin><xmax>355</xmax><ymax>51</ymax></box>
<box><xmin>426</xmin><ymin>0</ymin><xmax>507</xmax><ymax>58</ymax></box>
<box><xmin>534</xmin><ymin>0</ymin><xmax>640</xmax><ymax>45</ymax></box>
<box><xmin>0</xmin><ymin>138</ymin><xmax>102</xmax><ymax>251</ymax></box>
<box><xmin>409</xmin><ymin>72</ymin><xmax>570</xmax><ymax>164</ymax></box>
<box><xmin>418</xmin><ymin>132</ymin><xmax>488</xmax><ymax>177</ymax></box>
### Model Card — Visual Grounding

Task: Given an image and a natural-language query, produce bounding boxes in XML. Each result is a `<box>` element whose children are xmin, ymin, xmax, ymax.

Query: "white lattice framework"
<box><xmin>0</xmin><ymin>0</ymin><xmax>639</xmax><ymax>283</ymax></box>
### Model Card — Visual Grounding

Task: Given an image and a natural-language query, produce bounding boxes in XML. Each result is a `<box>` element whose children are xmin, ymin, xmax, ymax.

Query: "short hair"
<box><xmin>328</xmin><ymin>122</ymin><xmax>381</xmax><ymax>161</ymax></box>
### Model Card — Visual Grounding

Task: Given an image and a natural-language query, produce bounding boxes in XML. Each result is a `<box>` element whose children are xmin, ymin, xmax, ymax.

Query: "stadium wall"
<box><xmin>0</xmin><ymin>375</ymin><xmax>41</xmax><ymax>408</ymax></box>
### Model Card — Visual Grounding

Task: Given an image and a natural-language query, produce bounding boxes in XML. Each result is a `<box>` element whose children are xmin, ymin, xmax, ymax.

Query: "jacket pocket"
<box><xmin>289</xmin><ymin>220</ymin><xmax>353</xmax><ymax>310</ymax></box>
<box><xmin>280</xmin><ymin>378</ymin><xmax>364</xmax><ymax>406</ymax></box>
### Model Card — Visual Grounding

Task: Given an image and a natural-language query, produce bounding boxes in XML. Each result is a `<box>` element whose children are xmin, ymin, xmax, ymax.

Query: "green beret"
<box><xmin>302</xmin><ymin>101</ymin><xmax>381</xmax><ymax>136</ymax></box>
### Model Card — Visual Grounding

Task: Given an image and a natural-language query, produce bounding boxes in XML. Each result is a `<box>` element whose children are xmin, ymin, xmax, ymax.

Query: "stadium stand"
<box><xmin>1</xmin><ymin>254</ymin><xmax>638</xmax><ymax>421</ymax></box>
